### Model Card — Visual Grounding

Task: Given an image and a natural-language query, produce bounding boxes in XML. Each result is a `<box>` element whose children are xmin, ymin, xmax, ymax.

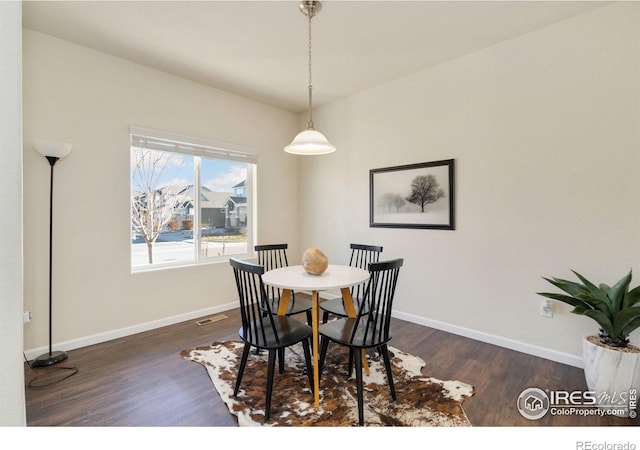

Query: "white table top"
<box><xmin>262</xmin><ymin>264</ymin><xmax>369</xmax><ymax>291</ymax></box>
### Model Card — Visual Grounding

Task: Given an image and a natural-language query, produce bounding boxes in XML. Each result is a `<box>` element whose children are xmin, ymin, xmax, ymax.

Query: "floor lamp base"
<box><xmin>31</xmin><ymin>350</ymin><xmax>68</xmax><ymax>368</ymax></box>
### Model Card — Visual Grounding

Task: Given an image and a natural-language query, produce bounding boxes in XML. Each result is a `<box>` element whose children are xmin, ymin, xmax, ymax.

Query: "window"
<box><xmin>130</xmin><ymin>127</ymin><xmax>256</xmax><ymax>271</ymax></box>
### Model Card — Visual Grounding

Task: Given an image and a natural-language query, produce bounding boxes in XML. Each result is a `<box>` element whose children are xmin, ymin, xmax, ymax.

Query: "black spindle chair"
<box><xmin>255</xmin><ymin>244</ymin><xmax>313</xmax><ymax>326</ymax></box>
<box><xmin>319</xmin><ymin>243</ymin><xmax>383</xmax><ymax>323</ymax></box>
<box><xmin>318</xmin><ymin>258</ymin><xmax>403</xmax><ymax>426</ymax></box>
<box><xmin>230</xmin><ymin>258</ymin><xmax>314</xmax><ymax>423</ymax></box>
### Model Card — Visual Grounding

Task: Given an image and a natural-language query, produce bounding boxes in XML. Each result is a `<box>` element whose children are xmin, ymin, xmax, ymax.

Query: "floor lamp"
<box><xmin>32</xmin><ymin>139</ymin><xmax>72</xmax><ymax>368</ymax></box>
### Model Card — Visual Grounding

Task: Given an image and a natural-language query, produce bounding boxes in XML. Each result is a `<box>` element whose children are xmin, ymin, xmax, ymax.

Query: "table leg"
<box><xmin>311</xmin><ymin>290</ymin><xmax>320</xmax><ymax>408</ymax></box>
<box><xmin>276</xmin><ymin>289</ymin><xmax>292</xmax><ymax>316</ymax></box>
<box><xmin>340</xmin><ymin>287</ymin><xmax>370</xmax><ymax>375</ymax></box>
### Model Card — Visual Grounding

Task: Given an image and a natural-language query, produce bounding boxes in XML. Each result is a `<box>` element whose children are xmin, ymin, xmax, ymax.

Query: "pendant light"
<box><xmin>284</xmin><ymin>0</ymin><xmax>336</xmax><ymax>155</ymax></box>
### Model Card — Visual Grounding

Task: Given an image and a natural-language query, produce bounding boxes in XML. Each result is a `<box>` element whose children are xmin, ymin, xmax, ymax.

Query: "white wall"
<box><xmin>299</xmin><ymin>3</ymin><xmax>640</xmax><ymax>363</ymax></box>
<box><xmin>22</xmin><ymin>30</ymin><xmax>301</xmax><ymax>353</ymax></box>
<box><xmin>0</xmin><ymin>1</ymin><xmax>25</xmax><ymax>426</ymax></box>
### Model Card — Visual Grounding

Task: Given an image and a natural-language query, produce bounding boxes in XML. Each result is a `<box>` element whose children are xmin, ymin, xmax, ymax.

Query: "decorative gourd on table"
<box><xmin>302</xmin><ymin>248</ymin><xmax>328</xmax><ymax>275</ymax></box>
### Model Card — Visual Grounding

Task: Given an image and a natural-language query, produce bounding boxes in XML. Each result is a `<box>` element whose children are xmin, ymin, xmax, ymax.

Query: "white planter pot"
<box><xmin>582</xmin><ymin>336</ymin><xmax>640</xmax><ymax>418</ymax></box>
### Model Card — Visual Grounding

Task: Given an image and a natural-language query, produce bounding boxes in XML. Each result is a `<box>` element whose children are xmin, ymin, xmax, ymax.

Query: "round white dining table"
<box><xmin>262</xmin><ymin>264</ymin><xmax>370</xmax><ymax>292</ymax></box>
<box><xmin>262</xmin><ymin>264</ymin><xmax>370</xmax><ymax>407</ymax></box>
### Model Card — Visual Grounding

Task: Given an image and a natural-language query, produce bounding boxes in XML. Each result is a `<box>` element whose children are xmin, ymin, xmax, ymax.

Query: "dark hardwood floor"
<box><xmin>24</xmin><ymin>306</ymin><xmax>637</xmax><ymax>428</ymax></box>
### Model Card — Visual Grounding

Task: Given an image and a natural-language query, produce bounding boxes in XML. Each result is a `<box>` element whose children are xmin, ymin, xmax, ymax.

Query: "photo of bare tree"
<box><xmin>370</xmin><ymin>159</ymin><xmax>455</xmax><ymax>229</ymax></box>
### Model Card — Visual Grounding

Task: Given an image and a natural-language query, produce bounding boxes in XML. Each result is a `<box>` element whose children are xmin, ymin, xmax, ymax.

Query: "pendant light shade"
<box><xmin>285</xmin><ymin>1</ymin><xmax>335</xmax><ymax>155</ymax></box>
<box><xmin>285</xmin><ymin>129</ymin><xmax>336</xmax><ymax>155</ymax></box>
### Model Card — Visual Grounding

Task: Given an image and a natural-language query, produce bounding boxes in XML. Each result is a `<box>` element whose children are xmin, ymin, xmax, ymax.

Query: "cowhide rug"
<box><xmin>181</xmin><ymin>340</ymin><xmax>473</xmax><ymax>427</ymax></box>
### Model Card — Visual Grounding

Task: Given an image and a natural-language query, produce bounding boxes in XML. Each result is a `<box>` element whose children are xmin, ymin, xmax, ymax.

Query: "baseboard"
<box><xmin>23</xmin><ymin>301</ymin><xmax>238</xmax><ymax>361</ymax></box>
<box><xmin>392</xmin><ymin>310</ymin><xmax>583</xmax><ymax>369</ymax></box>
<box><xmin>24</xmin><ymin>300</ymin><xmax>583</xmax><ymax>369</ymax></box>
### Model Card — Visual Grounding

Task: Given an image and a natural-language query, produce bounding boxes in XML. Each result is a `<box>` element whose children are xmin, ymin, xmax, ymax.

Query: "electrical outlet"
<box><xmin>540</xmin><ymin>299</ymin><xmax>553</xmax><ymax>318</ymax></box>
<box><xmin>23</xmin><ymin>311</ymin><xmax>32</xmax><ymax>323</ymax></box>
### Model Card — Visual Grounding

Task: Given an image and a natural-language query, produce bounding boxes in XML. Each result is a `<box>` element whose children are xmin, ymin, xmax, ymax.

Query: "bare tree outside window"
<box><xmin>406</xmin><ymin>174</ymin><xmax>445</xmax><ymax>213</ymax></box>
<box><xmin>131</xmin><ymin>148</ymin><xmax>186</xmax><ymax>264</ymax></box>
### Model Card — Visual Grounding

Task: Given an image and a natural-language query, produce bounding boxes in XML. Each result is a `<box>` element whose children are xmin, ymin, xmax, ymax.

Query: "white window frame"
<box><xmin>130</xmin><ymin>126</ymin><xmax>257</xmax><ymax>272</ymax></box>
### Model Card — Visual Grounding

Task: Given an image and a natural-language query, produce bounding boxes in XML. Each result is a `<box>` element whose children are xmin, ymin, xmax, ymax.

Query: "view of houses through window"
<box><xmin>130</xmin><ymin>129</ymin><xmax>255</xmax><ymax>270</ymax></box>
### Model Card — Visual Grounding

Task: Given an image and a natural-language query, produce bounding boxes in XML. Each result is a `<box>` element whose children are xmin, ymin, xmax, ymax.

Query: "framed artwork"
<box><xmin>369</xmin><ymin>159</ymin><xmax>455</xmax><ymax>230</ymax></box>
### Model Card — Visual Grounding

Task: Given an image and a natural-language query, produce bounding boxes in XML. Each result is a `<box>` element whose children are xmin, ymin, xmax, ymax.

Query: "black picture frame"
<box><xmin>369</xmin><ymin>159</ymin><xmax>455</xmax><ymax>230</ymax></box>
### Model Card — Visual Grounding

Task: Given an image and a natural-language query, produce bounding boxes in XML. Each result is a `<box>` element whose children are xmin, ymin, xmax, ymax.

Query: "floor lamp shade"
<box><xmin>31</xmin><ymin>139</ymin><xmax>72</xmax><ymax>368</ymax></box>
<box><xmin>34</xmin><ymin>139</ymin><xmax>72</xmax><ymax>159</ymax></box>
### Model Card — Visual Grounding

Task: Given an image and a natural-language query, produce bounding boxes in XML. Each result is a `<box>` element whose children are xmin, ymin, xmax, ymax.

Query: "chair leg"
<box><xmin>377</xmin><ymin>345</ymin><xmax>394</xmax><ymax>359</ymax></box>
<box><xmin>354</xmin><ymin>348</ymin><xmax>365</xmax><ymax>426</ymax></box>
<box><xmin>234</xmin><ymin>343</ymin><xmax>251</xmax><ymax>397</ymax></box>
<box><xmin>301</xmin><ymin>339</ymin><xmax>314</xmax><ymax>394</ymax></box>
<box><xmin>306</xmin><ymin>310</ymin><xmax>313</xmax><ymax>327</ymax></box>
<box><xmin>278</xmin><ymin>348</ymin><xmax>285</xmax><ymax>374</ymax></box>
<box><xmin>265</xmin><ymin>349</ymin><xmax>277</xmax><ymax>422</ymax></box>
<box><xmin>322</xmin><ymin>311</ymin><xmax>329</xmax><ymax>324</ymax></box>
<box><xmin>348</xmin><ymin>349</ymin><xmax>354</xmax><ymax>377</ymax></box>
<box><xmin>380</xmin><ymin>344</ymin><xmax>396</xmax><ymax>401</ymax></box>
<box><xmin>319</xmin><ymin>337</ymin><xmax>330</xmax><ymax>381</ymax></box>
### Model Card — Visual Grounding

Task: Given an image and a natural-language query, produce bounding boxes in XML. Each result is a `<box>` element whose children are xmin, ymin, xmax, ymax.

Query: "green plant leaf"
<box><xmin>624</xmin><ymin>284</ymin><xmax>640</xmax><ymax>309</ymax></box>
<box><xmin>538</xmin><ymin>275</ymin><xmax>611</xmax><ymax>316</ymax></box>
<box><xmin>621</xmin><ymin>316</ymin><xmax>640</xmax><ymax>338</ymax></box>
<box><xmin>537</xmin><ymin>270</ymin><xmax>640</xmax><ymax>346</ymax></box>
<box><xmin>542</xmin><ymin>276</ymin><xmax>589</xmax><ymax>298</ymax></box>
<box><xmin>612</xmin><ymin>306</ymin><xmax>640</xmax><ymax>339</ymax></box>
<box><xmin>536</xmin><ymin>292</ymin><xmax>594</xmax><ymax>311</ymax></box>
<box><xmin>606</xmin><ymin>270</ymin><xmax>632</xmax><ymax>313</ymax></box>
<box><xmin>571</xmin><ymin>271</ymin><xmax>614</xmax><ymax>315</ymax></box>
<box><xmin>577</xmin><ymin>308</ymin><xmax>614</xmax><ymax>337</ymax></box>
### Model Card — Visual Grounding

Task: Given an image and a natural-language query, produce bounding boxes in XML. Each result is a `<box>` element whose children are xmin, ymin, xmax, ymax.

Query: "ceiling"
<box><xmin>22</xmin><ymin>1</ymin><xmax>607</xmax><ymax>113</ymax></box>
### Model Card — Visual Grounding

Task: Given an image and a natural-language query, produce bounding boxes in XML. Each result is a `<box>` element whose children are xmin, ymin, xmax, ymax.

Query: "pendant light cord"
<box><xmin>306</xmin><ymin>8</ymin><xmax>314</xmax><ymax>130</ymax></box>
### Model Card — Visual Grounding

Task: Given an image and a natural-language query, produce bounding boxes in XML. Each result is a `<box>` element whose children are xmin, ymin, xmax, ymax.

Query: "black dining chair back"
<box><xmin>255</xmin><ymin>243</ymin><xmax>313</xmax><ymax>325</ymax></box>
<box><xmin>349</xmin><ymin>243</ymin><xmax>384</xmax><ymax>269</ymax></box>
<box><xmin>320</xmin><ymin>243</ymin><xmax>383</xmax><ymax>323</ymax></box>
<box><xmin>229</xmin><ymin>258</ymin><xmax>314</xmax><ymax>423</ymax></box>
<box><xmin>318</xmin><ymin>258</ymin><xmax>404</xmax><ymax>426</ymax></box>
<box><xmin>255</xmin><ymin>243</ymin><xmax>289</xmax><ymax>308</ymax></box>
<box><xmin>255</xmin><ymin>243</ymin><xmax>290</xmax><ymax>271</ymax></box>
<box><xmin>348</xmin><ymin>243</ymin><xmax>383</xmax><ymax>306</ymax></box>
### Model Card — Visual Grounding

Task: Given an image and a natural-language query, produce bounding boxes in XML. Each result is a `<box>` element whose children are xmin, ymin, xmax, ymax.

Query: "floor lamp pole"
<box><xmin>32</xmin><ymin>156</ymin><xmax>68</xmax><ymax>367</ymax></box>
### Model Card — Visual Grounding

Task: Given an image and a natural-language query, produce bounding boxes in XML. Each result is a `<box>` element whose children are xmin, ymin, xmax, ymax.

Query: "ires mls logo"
<box><xmin>627</xmin><ymin>388</ymin><xmax>637</xmax><ymax>418</ymax></box>
<box><xmin>517</xmin><ymin>387</ymin><xmax>638</xmax><ymax>420</ymax></box>
<box><xmin>549</xmin><ymin>390</ymin><xmax>597</xmax><ymax>405</ymax></box>
<box><xmin>517</xmin><ymin>388</ymin><xmax>550</xmax><ymax>420</ymax></box>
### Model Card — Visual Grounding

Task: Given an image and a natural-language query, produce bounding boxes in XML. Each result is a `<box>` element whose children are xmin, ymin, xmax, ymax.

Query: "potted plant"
<box><xmin>538</xmin><ymin>270</ymin><xmax>640</xmax><ymax>418</ymax></box>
